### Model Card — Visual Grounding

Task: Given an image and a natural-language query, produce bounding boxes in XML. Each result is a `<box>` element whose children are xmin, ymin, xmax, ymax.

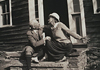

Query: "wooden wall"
<box><xmin>83</xmin><ymin>0</ymin><xmax>100</xmax><ymax>47</ymax></box>
<box><xmin>0</xmin><ymin>0</ymin><xmax>29</xmax><ymax>51</ymax></box>
<box><xmin>0</xmin><ymin>0</ymin><xmax>100</xmax><ymax>51</ymax></box>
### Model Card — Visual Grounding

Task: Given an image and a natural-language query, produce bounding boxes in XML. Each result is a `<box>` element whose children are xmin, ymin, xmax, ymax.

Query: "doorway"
<box><xmin>43</xmin><ymin>0</ymin><xmax>69</xmax><ymax>27</ymax></box>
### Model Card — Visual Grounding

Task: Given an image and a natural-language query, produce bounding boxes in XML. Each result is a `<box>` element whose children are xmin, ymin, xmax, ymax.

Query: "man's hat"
<box><xmin>49</xmin><ymin>13</ymin><xmax>60</xmax><ymax>21</ymax></box>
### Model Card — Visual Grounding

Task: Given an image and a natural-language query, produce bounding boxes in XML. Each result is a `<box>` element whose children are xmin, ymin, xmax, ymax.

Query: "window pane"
<box><xmin>35</xmin><ymin>0</ymin><xmax>39</xmax><ymax>18</ymax></box>
<box><xmin>97</xmin><ymin>0</ymin><xmax>100</xmax><ymax>8</ymax></box>
<box><xmin>7</xmin><ymin>14</ymin><xmax>10</xmax><ymax>25</ymax></box>
<box><xmin>35</xmin><ymin>0</ymin><xmax>38</xmax><ymax>5</ymax></box>
<box><xmin>35</xmin><ymin>11</ymin><xmax>38</xmax><ymax>18</ymax></box>
<box><xmin>2</xmin><ymin>2</ymin><xmax>5</xmax><ymax>13</ymax></box>
<box><xmin>73</xmin><ymin>0</ymin><xmax>80</xmax><ymax>12</ymax></box>
<box><xmin>3</xmin><ymin>14</ymin><xmax>10</xmax><ymax>25</ymax></box>
<box><xmin>3</xmin><ymin>15</ymin><xmax>6</xmax><ymax>25</ymax></box>
<box><xmin>75</xmin><ymin>16</ymin><xmax>83</xmax><ymax>43</ymax></box>
<box><xmin>75</xmin><ymin>16</ymin><xmax>82</xmax><ymax>35</ymax></box>
<box><xmin>6</xmin><ymin>0</ymin><xmax>9</xmax><ymax>12</ymax></box>
<box><xmin>1</xmin><ymin>0</ymin><xmax>10</xmax><ymax>25</ymax></box>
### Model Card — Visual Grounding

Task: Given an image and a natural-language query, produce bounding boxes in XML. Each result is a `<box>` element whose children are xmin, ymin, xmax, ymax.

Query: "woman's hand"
<box><xmin>81</xmin><ymin>36</ymin><xmax>90</xmax><ymax>43</ymax></box>
<box><xmin>40</xmin><ymin>25</ymin><xmax>44</xmax><ymax>28</ymax></box>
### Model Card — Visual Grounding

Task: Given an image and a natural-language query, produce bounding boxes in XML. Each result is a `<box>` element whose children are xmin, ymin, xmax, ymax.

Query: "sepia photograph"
<box><xmin>0</xmin><ymin>0</ymin><xmax>100</xmax><ymax>70</ymax></box>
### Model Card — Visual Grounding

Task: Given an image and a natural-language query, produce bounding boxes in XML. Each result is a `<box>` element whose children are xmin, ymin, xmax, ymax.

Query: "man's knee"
<box><xmin>26</xmin><ymin>51</ymin><xmax>31</xmax><ymax>56</ymax></box>
<box><xmin>25</xmin><ymin>46</ymin><xmax>34</xmax><ymax>56</ymax></box>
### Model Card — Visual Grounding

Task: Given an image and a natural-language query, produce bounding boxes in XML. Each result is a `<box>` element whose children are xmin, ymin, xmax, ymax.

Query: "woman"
<box><xmin>43</xmin><ymin>13</ymin><xmax>86</xmax><ymax>61</ymax></box>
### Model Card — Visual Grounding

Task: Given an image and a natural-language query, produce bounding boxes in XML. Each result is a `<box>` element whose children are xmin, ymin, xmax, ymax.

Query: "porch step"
<box><xmin>4</xmin><ymin>48</ymin><xmax>87</xmax><ymax>58</ymax></box>
<box><xmin>3</xmin><ymin>48</ymin><xmax>88</xmax><ymax>70</ymax></box>
<box><xmin>5</xmin><ymin>60</ymin><xmax>69</xmax><ymax>70</ymax></box>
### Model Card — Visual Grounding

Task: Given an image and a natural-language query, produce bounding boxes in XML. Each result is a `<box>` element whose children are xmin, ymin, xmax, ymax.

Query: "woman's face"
<box><xmin>48</xmin><ymin>17</ymin><xmax>55</xmax><ymax>26</ymax></box>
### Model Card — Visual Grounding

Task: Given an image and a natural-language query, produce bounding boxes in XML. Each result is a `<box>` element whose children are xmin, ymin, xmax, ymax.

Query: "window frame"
<box><xmin>92</xmin><ymin>0</ymin><xmax>100</xmax><ymax>14</ymax></box>
<box><xmin>28</xmin><ymin>0</ymin><xmax>44</xmax><ymax>25</ymax></box>
<box><xmin>67</xmin><ymin>0</ymin><xmax>86</xmax><ymax>44</ymax></box>
<box><xmin>0</xmin><ymin>0</ymin><xmax>12</xmax><ymax>27</ymax></box>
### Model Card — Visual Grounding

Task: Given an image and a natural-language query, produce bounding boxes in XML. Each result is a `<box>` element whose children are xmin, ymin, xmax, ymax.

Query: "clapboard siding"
<box><xmin>83</xmin><ymin>0</ymin><xmax>100</xmax><ymax>47</ymax></box>
<box><xmin>0</xmin><ymin>0</ymin><xmax>29</xmax><ymax>51</ymax></box>
<box><xmin>0</xmin><ymin>25</ymin><xmax>29</xmax><ymax>51</ymax></box>
<box><xmin>12</xmin><ymin>0</ymin><xmax>29</xmax><ymax>25</ymax></box>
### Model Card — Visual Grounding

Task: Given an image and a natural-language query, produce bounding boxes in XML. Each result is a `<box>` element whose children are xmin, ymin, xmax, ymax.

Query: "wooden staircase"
<box><xmin>2</xmin><ymin>47</ymin><xmax>88</xmax><ymax>70</ymax></box>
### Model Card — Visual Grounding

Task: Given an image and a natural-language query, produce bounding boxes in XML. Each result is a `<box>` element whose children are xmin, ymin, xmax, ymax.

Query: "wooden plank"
<box><xmin>11</xmin><ymin>0</ymin><xmax>28</xmax><ymax>4</ymax></box>
<box><xmin>0</xmin><ymin>30</ymin><xmax>27</xmax><ymax>36</ymax></box>
<box><xmin>86</xmin><ymin>27</ymin><xmax>100</xmax><ymax>33</ymax></box>
<box><xmin>13</xmin><ymin>19</ymin><xmax>29</xmax><ymax>25</ymax></box>
<box><xmin>12</xmin><ymin>1</ymin><xmax>28</xmax><ymax>7</ymax></box>
<box><xmin>0</xmin><ymin>26</ymin><xmax>28</xmax><ymax>33</ymax></box>
<box><xmin>6</xmin><ymin>60</ymin><xmax>68</xmax><ymax>67</ymax></box>
<box><xmin>13</xmin><ymin>13</ymin><xmax>29</xmax><ymax>19</ymax></box>
<box><xmin>0</xmin><ymin>35</ymin><xmax>27</xmax><ymax>41</ymax></box>
<box><xmin>12</xmin><ymin>6</ymin><xmax>28</xmax><ymax>12</ymax></box>
<box><xmin>12</xmin><ymin>10</ymin><xmax>29</xmax><ymax>18</ymax></box>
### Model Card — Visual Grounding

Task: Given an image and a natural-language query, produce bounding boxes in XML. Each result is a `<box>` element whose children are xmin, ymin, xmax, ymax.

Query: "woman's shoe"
<box><xmin>55</xmin><ymin>56</ymin><xmax>67</xmax><ymax>63</ymax></box>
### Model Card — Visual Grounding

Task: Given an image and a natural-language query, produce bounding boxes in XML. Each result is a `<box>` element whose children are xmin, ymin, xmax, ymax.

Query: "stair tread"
<box><xmin>4</xmin><ymin>48</ymin><xmax>88</xmax><ymax>58</ymax></box>
<box><xmin>4</xmin><ymin>59</ymin><xmax>68</xmax><ymax>68</ymax></box>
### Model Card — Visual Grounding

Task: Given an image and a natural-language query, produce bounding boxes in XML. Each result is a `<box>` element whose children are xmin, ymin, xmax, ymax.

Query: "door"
<box><xmin>43</xmin><ymin>0</ymin><xmax>69</xmax><ymax>27</ymax></box>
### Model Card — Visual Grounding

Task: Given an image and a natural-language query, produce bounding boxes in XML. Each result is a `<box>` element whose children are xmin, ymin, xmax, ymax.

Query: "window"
<box><xmin>73</xmin><ymin>0</ymin><xmax>80</xmax><ymax>12</ymax></box>
<box><xmin>35</xmin><ymin>0</ymin><xmax>39</xmax><ymax>21</ymax></box>
<box><xmin>28</xmin><ymin>0</ymin><xmax>44</xmax><ymax>25</ymax></box>
<box><xmin>92</xmin><ymin>0</ymin><xmax>100</xmax><ymax>14</ymax></box>
<box><xmin>0</xmin><ymin>0</ymin><xmax>12</xmax><ymax>27</ymax></box>
<box><xmin>67</xmin><ymin>0</ymin><xmax>86</xmax><ymax>43</ymax></box>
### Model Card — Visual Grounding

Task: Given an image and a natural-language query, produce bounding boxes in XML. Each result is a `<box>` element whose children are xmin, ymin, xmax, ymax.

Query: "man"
<box><xmin>20</xmin><ymin>19</ymin><xmax>50</xmax><ymax>70</ymax></box>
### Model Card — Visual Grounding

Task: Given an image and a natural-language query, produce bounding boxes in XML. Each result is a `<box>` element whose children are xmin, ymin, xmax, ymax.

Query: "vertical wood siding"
<box><xmin>83</xmin><ymin>0</ymin><xmax>100</xmax><ymax>47</ymax></box>
<box><xmin>0</xmin><ymin>0</ymin><xmax>29</xmax><ymax>51</ymax></box>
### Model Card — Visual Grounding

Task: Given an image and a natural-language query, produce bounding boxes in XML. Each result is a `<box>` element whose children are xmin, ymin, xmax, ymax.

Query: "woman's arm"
<box><xmin>59</xmin><ymin>22</ymin><xmax>82</xmax><ymax>40</ymax></box>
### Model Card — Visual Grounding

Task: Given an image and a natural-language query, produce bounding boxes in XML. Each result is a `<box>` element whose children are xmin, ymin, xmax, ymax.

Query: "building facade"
<box><xmin>0</xmin><ymin>0</ymin><xmax>100</xmax><ymax>51</ymax></box>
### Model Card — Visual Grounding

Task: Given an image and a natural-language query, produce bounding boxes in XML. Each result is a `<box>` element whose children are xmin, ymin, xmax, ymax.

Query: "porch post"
<box><xmin>28</xmin><ymin>0</ymin><xmax>35</xmax><ymax>23</ymax></box>
<box><xmin>38</xmin><ymin>0</ymin><xmax>44</xmax><ymax>25</ymax></box>
<box><xmin>38</xmin><ymin>0</ymin><xmax>45</xmax><ymax>39</ymax></box>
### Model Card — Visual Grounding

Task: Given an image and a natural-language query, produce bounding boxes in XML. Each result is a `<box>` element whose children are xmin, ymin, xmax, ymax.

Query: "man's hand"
<box><xmin>45</xmin><ymin>36</ymin><xmax>51</xmax><ymax>41</ymax></box>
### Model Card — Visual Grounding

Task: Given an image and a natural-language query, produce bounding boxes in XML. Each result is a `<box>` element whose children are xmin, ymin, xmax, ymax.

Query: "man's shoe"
<box><xmin>31</xmin><ymin>57</ymin><xmax>39</xmax><ymax>63</ymax></box>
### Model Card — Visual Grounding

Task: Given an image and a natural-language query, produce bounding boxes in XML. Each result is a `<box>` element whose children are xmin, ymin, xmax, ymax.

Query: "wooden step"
<box><xmin>4</xmin><ymin>60</ymin><xmax>69</xmax><ymax>70</ymax></box>
<box><xmin>73</xmin><ymin>43</ymin><xmax>87</xmax><ymax>48</ymax></box>
<box><xmin>2</xmin><ymin>48</ymin><xmax>88</xmax><ymax>70</ymax></box>
<box><xmin>4</xmin><ymin>48</ymin><xmax>87</xmax><ymax>58</ymax></box>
